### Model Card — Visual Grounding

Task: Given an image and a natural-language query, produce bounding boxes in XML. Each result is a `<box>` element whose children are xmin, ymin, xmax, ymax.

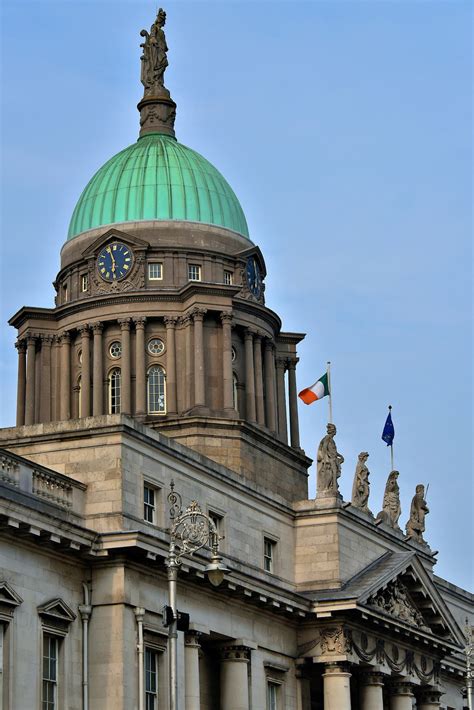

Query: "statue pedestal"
<box><xmin>313</xmin><ymin>494</ymin><xmax>343</xmax><ymax>510</ymax></box>
<box><xmin>138</xmin><ymin>94</ymin><xmax>177</xmax><ymax>137</ymax></box>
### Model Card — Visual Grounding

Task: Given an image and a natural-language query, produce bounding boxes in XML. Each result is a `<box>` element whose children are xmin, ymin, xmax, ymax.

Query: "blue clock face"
<box><xmin>97</xmin><ymin>242</ymin><xmax>134</xmax><ymax>282</ymax></box>
<box><xmin>246</xmin><ymin>256</ymin><xmax>262</xmax><ymax>298</ymax></box>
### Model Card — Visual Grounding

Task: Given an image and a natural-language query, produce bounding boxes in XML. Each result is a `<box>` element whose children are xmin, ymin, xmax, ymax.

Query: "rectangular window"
<box><xmin>42</xmin><ymin>634</ymin><xmax>58</xmax><ymax>710</ymax></box>
<box><xmin>263</xmin><ymin>537</ymin><xmax>276</xmax><ymax>573</ymax></box>
<box><xmin>267</xmin><ymin>681</ymin><xmax>279</xmax><ymax>710</ymax></box>
<box><xmin>63</xmin><ymin>284</ymin><xmax>68</xmax><ymax>303</ymax></box>
<box><xmin>224</xmin><ymin>270</ymin><xmax>233</xmax><ymax>285</ymax></box>
<box><xmin>148</xmin><ymin>263</ymin><xmax>163</xmax><ymax>281</ymax></box>
<box><xmin>145</xmin><ymin>647</ymin><xmax>158</xmax><ymax>710</ymax></box>
<box><xmin>81</xmin><ymin>274</ymin><xmax>88</xmax><ymax>292</ymax></box>
<box><xmin>144</xmin><ymin>484</ymin><xmax>157</xmax><ymax>524</ymax></box>
<box><xmin>188</xmin><ymin>264</ymin><xmax>201</xmax><ymax>282</ymax></box>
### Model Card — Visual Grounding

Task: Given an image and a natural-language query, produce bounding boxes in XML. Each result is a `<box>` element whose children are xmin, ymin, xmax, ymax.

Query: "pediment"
<box><xmin>354</xmin><ymin>553</ymin><xmax>463</xmax><ymax>645</ymax></box>
<box><xmin>82</xmin><ymin>228</ymin><xmax>150</xmax><ymax>258</ymax></box>
<box><xmin>235</xmin><ymin>245</ymin><xmax>267</xmax><ymax>278</ymax></box>
<box><xmin>0</xmin><ymin>581</ymin><xmax>23</xmax><ymax>607</ymax></box>
<box><xmin>37</xmin><ymin>598</ymin><xmax>76</xmax><ymax>624</ymax></box>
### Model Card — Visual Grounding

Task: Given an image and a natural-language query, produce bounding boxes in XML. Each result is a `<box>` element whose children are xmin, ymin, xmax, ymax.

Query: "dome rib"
<box><xmin>67</xmin><ymin>134</ymin><xmax>250</xmax><ymax>240</ymax></box>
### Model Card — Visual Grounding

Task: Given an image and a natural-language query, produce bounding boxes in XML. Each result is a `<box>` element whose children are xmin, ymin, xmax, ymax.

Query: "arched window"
<box><xmin>77</xmin><ymin>375</ymin><xmax>82</xmax><ymax>418</ymax></box>
<box><xmin>147</xmin><ymin>365</ymin><xmax>166</xmax><ymax>414</ymax></box>
<box><xmin>232</xmin><ymin>372</ymin><xmax>238</xmax><ymax>411</ymax></box>
<box><xmin>108</xmin><ymin>368</ymin><xmax>121</xmax><ymax>414</ymax></box>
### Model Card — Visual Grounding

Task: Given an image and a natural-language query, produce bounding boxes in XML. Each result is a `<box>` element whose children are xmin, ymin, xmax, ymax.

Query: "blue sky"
<box><xmin>0</xmin><ymin>1</ymin><xmax>472</xmax><ymax>591</ymax></box>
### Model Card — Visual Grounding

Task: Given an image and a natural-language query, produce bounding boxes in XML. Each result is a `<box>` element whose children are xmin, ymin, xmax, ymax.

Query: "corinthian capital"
<box><xmin>164</xmin><ymin>315</ymin><xmax>178</xmax><ymax>328</ymax></box>
<box><xmin>91</xmin><ymin>322</ymin><xmax>104</xmax><ymax>334</ymax></box>
<box><xmin>192</xmin><ymin>307</ymin><xmax>207</xmax><ymax>321</ymax></box>
<box><xmin>133</xmin><ymin>317</ymin><xmax>147</xmax><ymax>329</ymax></box>
<box><xmin>220</xmin><ymin>311</ymin><xmax>233</xmax><ymax>325</ymax></box>
<box><xmin>15</xmin><ymin>339</ymin><xmax>27</xmax><ymax>353</ymax></box>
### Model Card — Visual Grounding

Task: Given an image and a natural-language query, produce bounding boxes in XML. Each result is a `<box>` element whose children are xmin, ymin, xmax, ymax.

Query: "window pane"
<box><xmin>188</xmin><ymin>264</ymin><xmax>201</xmax><ymax>281</ymax></box>
<box><xmin>148</xmin><ymin>263</ymin><xmax>163</xmax><ymax>280</ymax></box>
<box><xmin>144</xmin><ymin>485</ymin><xmax>156</xmax><ymax>523</ymax></box>
<box><xmin>145</xmin><ymin>648</ymin><xmax>158</xmax><ymax>710</ymax></box>
<box><xmin>109</xmin><ymin>368</ymin><xmax>121</xmax><ymax>414</ymax></box>
<box><xmin>147</xmin><ymin>366</ymin><xmax>166</xmax><ymax>413</ymax></box>
<box><xmin>42</xmin><ymin>635</ymin><xmax>57</xmax><ymax>710</ymax></box>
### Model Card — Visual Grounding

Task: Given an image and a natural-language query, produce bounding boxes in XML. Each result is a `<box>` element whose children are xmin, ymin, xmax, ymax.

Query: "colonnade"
<box><xmin>177</xmin><ymin>640</ymin><xmax>444</xmax><ymax>710</ymax></box>
<box><xmin>15</xmin><ymin>311</ymin><xmax>301</xmax><ymax>449</ymax></box>
<box><xmin>313</xmin><ymin>662</ymin><xmax>443</xmax><ymax>710</ymax></box>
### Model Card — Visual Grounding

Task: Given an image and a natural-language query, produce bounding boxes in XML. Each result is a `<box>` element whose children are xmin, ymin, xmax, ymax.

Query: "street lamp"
<box><xmin>166</xmin><ymin>482</ymin><xmax>230</xmax><ymax>710</ymax></box>
<box><xmin>465</xmin><ymin>617</ymin><xmax>474</xmax><ymax>710</ymax></box>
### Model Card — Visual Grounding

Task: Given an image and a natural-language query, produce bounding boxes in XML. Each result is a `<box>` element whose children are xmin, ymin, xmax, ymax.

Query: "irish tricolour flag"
<box><xmin>298</xmin><ymin>373</ymin><xmax>330</xmax><ymax>405</ymax></box>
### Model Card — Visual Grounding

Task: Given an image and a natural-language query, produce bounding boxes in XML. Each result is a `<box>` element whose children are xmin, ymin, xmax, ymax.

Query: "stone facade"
<box><xmin>1</xmin><ymin>10</ymin><xmax>473</xmax><ymax>710</ymax></box>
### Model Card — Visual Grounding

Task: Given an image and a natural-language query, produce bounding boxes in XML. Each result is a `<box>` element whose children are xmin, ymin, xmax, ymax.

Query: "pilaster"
<box><xmin>275</xmin><ymin>357</ymin><xmax>288</xmax><ymax>444</ymax></box>
<box><xmin>244</xmin><ymin>329</ymin><xmax>256</xmax><ymax>423</ymax></box>
<box><xmin>220</xmin><ymin>311</ymin><xmax>234</xmax><ymax>413</ymax></box>
<box><xmin>164</xmin><ymin>316</ymin><xmax>178</xmax><ymax>415</ymax></box>
<box><xmin>25</xmin><ymin>335</ymin><xmax>36</xmax><ymax>425</ymax></box>
<box><xmin>60</xmin><ymin>331</ymin><xmax>72</xmax><ymax>421</ymax></box>
<box><xmin>92</xmin><ymin>322</ymin><xmax>104</xmax><ymax>416</ymax></box>
<box><xmin>119</xmin><ymin>319</ymin><xmax>131</xmax><ymax>414</ymax></box>
<box><xmin>253</xmin><ymin>333</ymin><xmax>265</xmax><ymax>426</ymax></box>
<box><xmin>134</xmin><ymin>317</ymin><xmax>147</xmax><ymax>416</ymax></box>
<box><xmin>79</xmin><ymin>325</ymin><xmax>91</xmax><ymax>418</ymax></box>
<box><xmin>15</xmin><ymin>339</ymin><xmax>27</xmax><ymax>426</ymax></box>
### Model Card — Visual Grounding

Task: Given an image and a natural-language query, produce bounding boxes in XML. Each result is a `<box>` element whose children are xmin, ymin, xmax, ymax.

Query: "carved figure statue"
<box><xmin>351</xmin><ymin>452</ymin><xmax>372</xmax><ymax>514</ymax></box>
<box><xmin>140</xmin><ymin>8</ymin><xmax>169</xmax><ymax>95</ymax></box>
<box><xmin>376</xmin><ymin>470</ymin><xmax>401</xmax><ymax>529</ymax></box>
<box><xmin>317</xmin><ymin>423</ymin><xmax>344</xmax><ymax>497</ymax></box>
<box><xmin>405</xmin><ymin>484</ymin><xmax>429</xmax><ymax>544</ymax></box>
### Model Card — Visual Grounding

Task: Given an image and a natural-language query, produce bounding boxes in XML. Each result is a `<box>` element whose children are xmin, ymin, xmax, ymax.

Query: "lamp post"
<box><xmin>465</xmin><ymin>617</ymin><xmax>474</xmax><ymax>710</ymax></box>
<box><xmin>166</xmin><ymin>482</ymin><xmax>230</xmax><ymax>710</ymax></box>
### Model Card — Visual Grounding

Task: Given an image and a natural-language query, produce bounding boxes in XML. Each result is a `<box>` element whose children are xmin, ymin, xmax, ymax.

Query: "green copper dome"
<box><xmin>67</xmin><ymin>133</ymin><xmax>249</xmax><ymax>240</ymax></box>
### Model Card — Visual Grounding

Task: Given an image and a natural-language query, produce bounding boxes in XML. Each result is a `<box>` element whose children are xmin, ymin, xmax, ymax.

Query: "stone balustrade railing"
<box><xmin>32</xmin><ymin>470</ymin><xmax>73</xmax><ymax>508</ymax></box>
<box><xmin>0</xmin><ymin>448</ymin><xmax>86</xmax><ymax>515</ymax></box>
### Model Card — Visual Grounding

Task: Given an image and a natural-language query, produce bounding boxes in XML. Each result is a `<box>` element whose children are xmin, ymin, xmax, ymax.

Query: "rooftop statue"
<box><xmin>317</xmin><ymin>423</ymin><xmax>344</xmax><ymax>498</ymax></box>
<box><xmin>140</xmin><ymin>8</ymin><xmax>170</xmax><ymax>97</ymax></box>
<box><xmin>376</xmin><ymin>470</ymin><xmax>401</xmax><ymax>530</ymax></box>
<box><xmin>351</xmin><ymin>452</ymin><xmax>372</xmax><ymax>514</ymax></box>
<box><xmin>405</xmin><ymin>484</ymin><xmax>429</xmax><ymax>544</ymax></box>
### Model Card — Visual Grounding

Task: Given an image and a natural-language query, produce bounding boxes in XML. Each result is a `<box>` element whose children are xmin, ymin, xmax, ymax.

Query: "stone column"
<box><xmin>25</xmin><ymin>335</ymin><xmax>37</xmax><ymax>425</ymax></box>
<box><xmin>244</xmin><ymin>329</ymin><xmax>256</xmax><ymax>423</ymax></box>
<box><xmin>287</xmin><ymin>357</ymin><xmax>300</xmax><ymax>448</ymax></box>
<box><xmin>92</xmin><ymin>322</ymin><xmax>104</xmax><ymax>416</ymax></box>
<box><xmin>79</xmin><ymin>325</ymin><xmax>91</xmax><ymax>418</ymax></box>
<box><xmin>182</xmin><ymin>314</ymin><xmax>193</xmax><ymax>411</ymax></box>
<box><xmin>40</xmin><ymin>335</ymin><xmax>53</xmax><ymax>423</ymax></box>
<box><xmin>221</xmin><ymin>311</ymin><xmax>234</xmax><ymax>412</ymax></box>
<box><xmin>275</xmin><ymin>357</ymin><xmax>288</xmax><ymax>444</ymax></box>
<box><xmin>359</xmin><ymin>670</ymin><xmax>385</xmax><ymax>710</ymax></box>
<box><xmin>134</xmin><ymin>317</ymin><xmax>147</xmax><ymax>416</ymax></box>
<box><xmin>164</xmin><ymin>316</ymin><xmax>178</xmax><ymax>415</ymax></box>
<box><xmin>322</xmin><ymin>663</ymin><xmax>352</xmax><ymax>710</ymax></box>
<box><xmin>60</xmin><ymin>331</ymin><xmax>72</xmax><ymax>421</ymax></box>
<box><xmin>253</xmin><ymin>334</ymin><xmax>265</xmax><ymax>425</ymax></box>
<box><xmin>119</xmin><ymin>319</ymin><xmax>131</xmax><ymax>414</ymax></box>
<box><xmin>193</xmin><ymin>308</ymin><xmax>207</xmax><ymax>409</ymax></box>
<box><xmin>220</xmin><ymin>645</ymin><xmax>251</xmax><ymax>710</ymax></box>
<box><xmin>184</xmin><ymin>631</ymin><xmax>201</xmax><ymax>710</ymax></box>
<box><xmin>15</xmin><ymin>340</ymin><xmax>27</xmax><ymax>426</ymax></box>
<box><xmin>416</xmin><ymin>688</ymin><xmax>443</xmax><ymax>710</ymax></box>
<box><xmin>264</xmin><ymin>340</ymin><xmax>277</xmax><ymax>432</ymax></box>
<box><xmin>389</xmin><ymin>680</ymin><xmax>414</xmax><ymax>710</ymax></box>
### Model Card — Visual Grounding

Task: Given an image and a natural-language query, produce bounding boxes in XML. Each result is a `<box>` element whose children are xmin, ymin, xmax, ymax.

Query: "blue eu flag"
<box><xmin>382</xmin><ymin>411</ymin><xmax>394</xmax><ymax>446</ymax></box>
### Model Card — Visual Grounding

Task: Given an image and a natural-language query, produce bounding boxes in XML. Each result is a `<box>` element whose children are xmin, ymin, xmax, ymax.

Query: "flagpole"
<box><xmin>327</xmin><ymin>361</ymin><xmax>333</xmax><ymax>424</ymax></box>
<box><xmin>389</xmin><ymin>405</ymin><xmax>394</xmax><ymax>470</ymax></box>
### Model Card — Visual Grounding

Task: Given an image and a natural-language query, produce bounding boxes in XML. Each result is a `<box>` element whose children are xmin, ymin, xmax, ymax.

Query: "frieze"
<box><xmin>351</xmin><ymin>630</ymin><xmax>440</xmax><ymax>684</ymax></box>
<box><xmin>368</xmin><ymin>580</ymin><xmax>430</xmax><ymax>632</ymax></box>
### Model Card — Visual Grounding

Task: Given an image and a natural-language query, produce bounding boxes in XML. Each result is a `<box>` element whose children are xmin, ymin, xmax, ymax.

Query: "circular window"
<box><xmin>231</xmin><ymin>346</ymin><xmax>237</xmax><ymax>362</ymax></box>
<box><xmin>148</xmin><ymin>338</ymin><xmax>165</xmax><ymax>356</ymax></box>
<box><xmin>109</xmin><ymin>341</ymin><xmax>122</xmax><ymax>359</ymax></box>
<box><xmin>78</xmin><ymin>349</ymin><xmax>83</xmax><ymax>364</ymax></box>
